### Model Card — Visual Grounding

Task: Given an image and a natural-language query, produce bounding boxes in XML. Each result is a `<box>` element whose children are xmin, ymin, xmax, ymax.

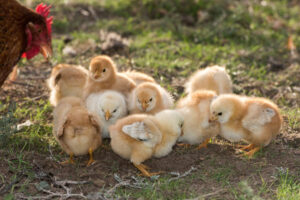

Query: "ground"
<box><xmin>0</xmin><ymin>0</ymin><xmax>299</xmax><ymax>199</ymax></box>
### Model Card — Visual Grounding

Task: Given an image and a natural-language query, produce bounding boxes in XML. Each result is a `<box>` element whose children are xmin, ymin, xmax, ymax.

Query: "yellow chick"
<box><xmin>109</xmin><ymin>110</ymin><xmax>184</xmax><ymax>177</ymax></box>
<box><xmin>185</xmin><ymin>65</ymin><xmax>232</xmax><ymax>95</ymax></box>
<box><xmin>210</xmin><ymin>94</ymin><xmax>282</xmax><ymax>158</ymax></box>
<box><xmin>128</xmin><ymin>82</ymin><xmax>174</xmax><ymax>115</ymax></box>
<box><xmin>122</xmin><ymin>70</ymin><xmax>155</xmax><ymax>85</ymax></box>
<box><xmin>176</xmin><ymin>90</ymin><xmax>220</xmax><ymax>149</ymax></box>
<box><xmin>47</xmin><ymin>64</ymin><xmax>88</xmax><ymax>106</ymax></box>
<box><xmin>53</xmin><ymin>96</ymin><xmax>102</xmax><ymax>166</ymax></box>
<box><xmin>86</xmin><ymin>90</ymin><xmax>128</xmax><ymax>138</ymax></box>
<box><xmin>83</xmin><ymin>55</ymin><xmax>136</xmax><ymax>99</ymax></box>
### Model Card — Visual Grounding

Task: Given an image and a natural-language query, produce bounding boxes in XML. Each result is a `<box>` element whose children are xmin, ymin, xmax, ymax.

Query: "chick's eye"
<box><xmin>102</xmin><ymin>68</ymin><xmax>106</xmax><ymax>73</ymax></box>
<box><xmin>218</xmin><ymin>112</ymin><xmax>223</xmax><ymax>116</ymax></box>
<box><xmin>149</xmin><ymin>98</ymin><xmax>153</xmax><ymax>102</ymax></box>
<box><xmin>113</xmin><ymin>109</ymin><xmax>117</xmax><ymax>113</ymax></box>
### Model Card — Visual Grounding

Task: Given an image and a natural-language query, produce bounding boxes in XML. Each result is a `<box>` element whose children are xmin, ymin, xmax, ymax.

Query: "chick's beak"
<box><xmin>40</xmin><ymin>42</ymin><xmax>52</xmax><ymax>60</ymax></box>
<box><xmin>209</xmin><ymin>115</ymin><xmax>218</xmax><ymax>123</ymax></box>
<box><xmin>94</xmin><ymin>73</ymin><xmax>101</xmax><ymax>79</ymax></box>
<box><xmin>105</xmin><ymin>111</ymin><xmax>111</xmax><ymax>121</ymax></box>
<box><xmin>142</xmin><ymin>102</ymin><xmax>148</xmax><ymax>111</ymax></box>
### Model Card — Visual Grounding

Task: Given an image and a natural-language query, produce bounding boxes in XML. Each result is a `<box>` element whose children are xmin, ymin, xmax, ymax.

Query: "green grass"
<box><xmin>115</xmin><ymin>175</ymin><xmax>195</xmax><ymax>199</ymax></box>
<box><xmin>0</xmin><ymin>99</ymin><xmax>56</xmax><ymax>152</ymax></box>
<box><xmin>276</xmin><ymin>169</ymin><xmax>300</xmax><ymax>200</ymax></box>
<box><xmin>212</xmin><ymin>167</ymin><xmax>233</xmax><ymax>185</ymax></box>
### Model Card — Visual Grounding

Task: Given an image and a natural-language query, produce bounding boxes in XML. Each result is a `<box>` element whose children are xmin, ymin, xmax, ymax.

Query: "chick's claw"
<box><xmin>244</xmin><ymin>146</ymin><xmax>260</xmax><ymax>158</ymax></box>
<box><xmin>134</xmin><ymin>163</ymin><xmax>162</xmax><ymax>177</ymax></box>
<box><xmin>86</xmin><ymin>159</ymin><xmax>95</xmax><ymax>167</ymax></box>
<box><xmin>237</xmin><ymin>144</ymin><xmax>254</xmax><ymax>151</ymax></box>
<box><xmin>195</xmin><ymin>138</ymin><xmax>210</xmax><ymax>150</ymax></box>
<box><xmin>60</xmin><ymin>154</ymin><xmax>75</xmax><ymax>165</ymax></box>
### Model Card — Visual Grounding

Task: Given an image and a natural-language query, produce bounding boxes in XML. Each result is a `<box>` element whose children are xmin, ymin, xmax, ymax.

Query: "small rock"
<box><xmin>17</xmin><ymin>120</ymin><xmax>33</xmax><ymax>130</ymax></box>
<box><xmin>63</xmin><ymin>46</ymin><xmax>77</xmax><ymax>56</ymax></box>
<box><xmin>293</xmin><ymin>86</ymin><xmax>300</xmax><ymax>93</ymax></box>
<box><xmin>294</xmin><ymin>149</ymin><xmax>300</xmax><ymax>155</ymax></box>
<box><xmin>93</xmin><ymin>179</ymin><xmax>105</xmax><ymax>187</ymax></box>
<box><xmin>285</xmin><ymin>92</ymin><xmax>298</xmax><ymax>99</ymax></box>
<box><xmin>80</xmin><ymin>9</ymin><xmax>89</xmax><ymax>16</ymax></box>
<box><xmin>35</xmin><ymin>181</ymin><xmax>50</xmax><ymax>191</ymax></box>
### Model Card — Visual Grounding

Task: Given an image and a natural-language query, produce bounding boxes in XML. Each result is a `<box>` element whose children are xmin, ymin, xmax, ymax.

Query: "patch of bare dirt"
<box><xmin>0</xmin><ymin>140</ymin><xmax>299</xmax><ymax>199</ymax></box>
<box><xmin>0</xmin><ymin>62</ymin><xmax>51</xmax><ymax>102</ymax></box>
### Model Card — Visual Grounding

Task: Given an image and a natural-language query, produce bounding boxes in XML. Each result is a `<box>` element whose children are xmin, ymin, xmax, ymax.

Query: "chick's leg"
<box><xmin>60</xmin><ymin>153</ymin><xmax>75</xmax><ymax>165</ymax></box>
<box><xmin>140</xmin><ymin>163</ymin><xmax>151</xmax><ymax>170</ymax></box>
<box><xmin>244</xmin><ymin>146</ymin><xmax>260</xmax><ymax>158</ymax></box>
<box><xmin>133</xmin><ymin>163</ymin><xmax>161</xmax><ymax>177</ymax></box>
<box><xmin>237</xmin><ymin>143</ymin><xmax>254</xmax><ymax>151</ymax></box>
<box><xmin>196</xmin><ymin>138</ymin><xmax>210</xmax><ymax>150</ymax></box>
<box><xmin>86</xmin><ymin>148</ymin><xmax>95</xmax><ymax>167</ymax></box>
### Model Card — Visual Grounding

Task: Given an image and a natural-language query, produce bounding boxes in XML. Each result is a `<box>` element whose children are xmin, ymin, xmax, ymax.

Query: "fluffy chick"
<box><xmin>47</xmin><ymin>64</ymin><xmax>88</xmax><ymax>106</ymax></box>
<box><xmin>83</xmin><ymin>55</ymin><xmax>136</xmax><ymax>98</ymax></box>
<box><xmin>86</xmin><ymin>90</ymin><xmax>127</xmax><ymax>138</ymax></box>
<box><xmin>210</xmin><ymin>94</ymin><xmax>282</xmax><ymax>158</ymax></box>
<box><xmin>128</xmin><ymin>82</ymin><xmax>174</xmax><ymax>114</ymax></box>
<box><xmin>185</xmin><ymin>65</ymin><xmax>232</xmax><ymax>95</ymax></box>
<box><xmin>109</xmin><ymin>110</ymin><xmax>184</xmax><ymax>177</ymax></box>
<box><xmin>176</xmin><ymin>90</ymin><xmax>220</xmax><ymax>149</ymax></box>
<box><xmin>53</xmin><ymin>96</ymin><xmax>102</xmax><ymax>166</ymax></box>
<box><xmin>122</xmin><ymin>70</ymin><xmax>155</xmax><ymax>85</ymax></box>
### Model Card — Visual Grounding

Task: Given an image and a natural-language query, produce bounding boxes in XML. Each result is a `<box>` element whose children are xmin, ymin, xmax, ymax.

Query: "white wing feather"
<box><xmin>242</xmin><ymin>104</ymin><xmax>276</xmax><ymax>134</ymax></box>
<box><xmin>122</xmin><ymin>121</ymin><xmax>152</xmax><ymax>141</ymax></box>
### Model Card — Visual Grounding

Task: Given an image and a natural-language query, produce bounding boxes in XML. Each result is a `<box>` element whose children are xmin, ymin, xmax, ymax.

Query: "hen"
<box><xmin>0</xmin><ymin>0</ymin><xmax>53</xmax><ymax>87</ymax></box>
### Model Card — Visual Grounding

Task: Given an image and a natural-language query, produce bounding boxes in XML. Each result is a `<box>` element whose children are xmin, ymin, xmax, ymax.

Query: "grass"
<box><xmin>282</xmin><ymin>107</ymin><xmax>300</xmax><ymax>130</ymax></box>
<box><xmin>2</xmin><ymin>0</ymin><xmax>300</xmax><ymax>199</ymax></box>
<box><xmin>0</xmin><ymin>99</ymin><xmax>56</xmax><ymax>152</ymax></box>
<box><xmin>276</xmin><ymin>168</ymin><xmax>300</xmax><ymax>200</ymax></box>
<box><xmin>229</xmin><ymin>168</ymin><xmax>300</xmax><ymax>200</ymax></box>
<box><xmin>115</xmin><ymin>175</ymin><xmax>195</xmax><ymax>199</ymax></box>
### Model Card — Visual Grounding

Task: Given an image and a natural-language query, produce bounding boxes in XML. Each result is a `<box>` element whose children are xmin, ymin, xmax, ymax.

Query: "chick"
<box><xmin>185</xmin><ymin>65</ymin><xmax>232</xmax><ymax>95</ymax></box>
<box><xmin>128</xmin><ymin>82</ymin><xmax>174</xmax><ymax>115</ymax></box>
<box><xmin>109</xmin><ymin>110</ymin><xmax>184</xmax><ymax>177</ymax></box>
<box><xmin>86</xmin><ymin>90</ymin><xmax>127</xmax><ymax>138</ymax></box>
<box><xmin>47</xmin><ymin>64</ymin><xmax>88</xmax><ymax>106</ymax></box>
<box><xmin>210</xmin><ymin>94</ymin><xmax>282</xmax><ymax>158</ymax></box>
<box><xmin>176</xmin><ymin>90</ymin><xmax>220</xmax><ymax>149</ymax></box>
<box><xmin>53</xmin><ymin>96</ymin><xmax>102</xmax><ymax>166</ymax></box>
<box><xmin>122</xmin><ymin>70</ymin><xmax>155</xmax><ymax>85</ymax></box>
<box><xmin>83</xmin><ymin>55</ymin><xmax>136</xmax><ymax>98</ymax></box>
